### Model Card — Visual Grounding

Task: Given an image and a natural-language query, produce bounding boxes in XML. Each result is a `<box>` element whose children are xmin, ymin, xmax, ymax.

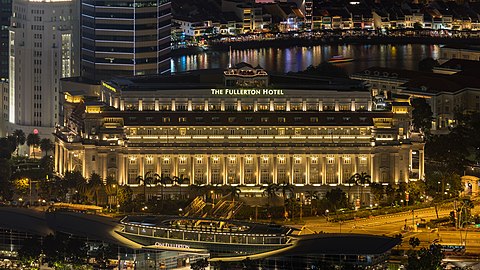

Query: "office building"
<box><xmin>1</xmin><ymin>0</ymin><xmax>12</xmax><ymax>80</ymax></box>
<box><xmin>9</xmin><ymin>0</ymin><xmax>78</xmax><ymax>137</ymax></box>
<box><xmin>80</xmin><ymin>0</ymin><xmax>172</xmax><ymax>82</ymax></box>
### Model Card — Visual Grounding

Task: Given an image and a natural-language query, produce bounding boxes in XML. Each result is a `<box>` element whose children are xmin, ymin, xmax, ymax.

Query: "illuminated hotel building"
<box><xmin>9</xmin><ymin>0</ymin><xmax>78</xmax><ymax>136</ymax></box>
<box><xmin>55</xmin><ymin>64</ymin><xmax>424</xmax><ymax>197</ymax></box>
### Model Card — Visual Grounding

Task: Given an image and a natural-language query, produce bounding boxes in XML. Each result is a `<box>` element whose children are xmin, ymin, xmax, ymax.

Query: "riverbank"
<box><xmin>172</xmin><ymin>36</ymin><xmax>480</xmax><ymax>56</ymax></box>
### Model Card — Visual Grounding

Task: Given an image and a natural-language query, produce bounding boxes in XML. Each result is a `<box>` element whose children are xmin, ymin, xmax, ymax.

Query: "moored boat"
<box><xmin>328</xmin><ymin>55</ymin><xmax>354</xmax><ymax>63</ymax></box>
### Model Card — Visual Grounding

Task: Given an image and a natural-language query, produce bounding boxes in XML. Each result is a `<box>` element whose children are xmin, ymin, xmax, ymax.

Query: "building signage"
<box><xmin>154</xmin><ymin>242</ymin><xmax>191</xmax><ymax>249</ymax></box>
<box><xmin>211</xmin><ymin>89</ymin><xmax>284</xmax><ymax>96</ymax></box>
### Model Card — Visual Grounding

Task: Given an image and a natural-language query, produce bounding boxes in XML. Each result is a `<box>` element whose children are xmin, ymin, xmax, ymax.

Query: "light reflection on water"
<box><xmin>172</xmin><ymin>44</ymin><xmax>440</xmax><ymax>74</ymax></box>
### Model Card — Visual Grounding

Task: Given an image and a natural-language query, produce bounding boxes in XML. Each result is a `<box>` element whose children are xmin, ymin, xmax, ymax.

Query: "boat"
<box><xmin>117</xmin><ymin>215</ymin><xmax>296</xmax><ymax>258</ymax></box>
<box><xmin>328</xmin><ymin>55</ymin><xmax>354</xmax><ymax>63</ymax></box>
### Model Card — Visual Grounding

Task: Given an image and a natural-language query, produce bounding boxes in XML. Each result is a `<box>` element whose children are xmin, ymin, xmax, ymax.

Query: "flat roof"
<box><xmin>107</xmin><ymin>69</ymin><xmax>367</xmax><ymax>92</ymax></box>
<box><xmin>123</xmin><ymin>215</ymin><xmax>291</xmax><ymax>235</ymax></box>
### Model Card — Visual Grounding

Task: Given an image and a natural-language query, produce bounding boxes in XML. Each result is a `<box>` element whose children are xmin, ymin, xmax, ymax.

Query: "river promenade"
<box><xmin>172</xmin><ymin>30</ymin><xmax>480</xmax><ymax>56</ymax></box>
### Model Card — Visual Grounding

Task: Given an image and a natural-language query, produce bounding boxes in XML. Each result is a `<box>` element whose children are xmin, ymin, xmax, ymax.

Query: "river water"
<box><xmin>171</xmin><ymin>44</ymin><xmax>441</xmax><ymax>74</ymax></box>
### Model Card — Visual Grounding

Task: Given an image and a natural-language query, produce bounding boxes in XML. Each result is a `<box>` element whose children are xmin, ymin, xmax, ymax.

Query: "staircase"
<box><xmin>182</xmin><ymin>196</ymin><xmax>207</xmax><ymax>217</ymax></box>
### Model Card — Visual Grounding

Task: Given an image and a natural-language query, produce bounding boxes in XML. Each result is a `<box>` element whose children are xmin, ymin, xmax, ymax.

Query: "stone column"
<box><xmin>206</xmin><ymin>156</ymin><xmax>210</xmax><ymax>185</ymax></box>
<box><xmin>118</xmin><ymin>153</ymin><xmax>124</xmax><ymax>185</ymax></box>
<box><xmin>102</xmin><ymin>154</ymin><xmax>107</xmax><ymax>181</ymax></box>
<box><xmin>322</xmin><ymin>156</ymin><xmax>327</xmax><ymax>185</ymax></box>
<box><xmin>370</xmin><ymin>154</ymin><xmax>375</xmax><ymax>183</ymax></box>
<box><xmin>139</xmin><ymin>156</ymin><xmax>144</xmax><ymax>179</ymax></box>
<box><xmin>239</xmin><ymin>156</ymin><xmax>244</xmax><ymax>185</ymax></box>
<box><xmin>256</xmin><ymin>156</ymin><xmax>261</xmax><ymax>185</ymax></box>
<box><xmin>54</xmin><ymin>143</ymin><xmax>59</xmax><ymax>173</ymax></box>
<box><xmin>174</xmin><ymin>156</ymin><xmax>179</xmax><ymax>178</ymax></box>
<box><xmin>138</xmin><ymin>99</ymin><xmax>143</xmax><ymax>111</ymax></box>
<box><xmin>273</xmin><ymin>156</ymin><xmax>277</xmax><ymax>184</ymax></box>
<box><xmin>419</xmin><ymin>149</ymin><xmax>425</xmax><ymax>180</ymax></box>
<box><xmin>191</xmin><ymin>156</ymin><xmax>195</xmax><ymax>184</ymax></box>
<box><xmin>337</xmin><ymin>155</ymin><xmax>342</xmax><ymax>184</ymax></box>
<box><xmin>290</xmin><ymin>156</ymin><xmax>294</xmax><ymax>184</ymax></box>
<box><xmin>305</xmin><ymin>156</ymin><xmax>309</xmax><ymax>185</ymax></box>
<box><xmin>155</xmin><ymin>99</ymin><xmax>159</xmax><ymax>111</ymax></box>
<box><xmin>223</xmin><ymin>156</ymin><xmax>228</xmax><ymax>185</ymax></box>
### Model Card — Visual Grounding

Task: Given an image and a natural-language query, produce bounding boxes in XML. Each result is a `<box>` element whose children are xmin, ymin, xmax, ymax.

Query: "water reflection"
<box><xmin>172</xmin><ymin>44</ymin><xmax>440</xmax><ymax>74</ymax></box>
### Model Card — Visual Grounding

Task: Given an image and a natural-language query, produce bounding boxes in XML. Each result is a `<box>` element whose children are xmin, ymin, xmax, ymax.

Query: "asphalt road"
<box><xmin>301</xmin><ymin>201</ymin><xmax>480</xmax><ymax>254</ymax></box>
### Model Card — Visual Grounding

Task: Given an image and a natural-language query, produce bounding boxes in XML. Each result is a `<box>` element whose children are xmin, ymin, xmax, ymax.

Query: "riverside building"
<box><xmin>55</xmin><ymin>63</ymin><xmax>424</xmax><ymax>200</ymax></box>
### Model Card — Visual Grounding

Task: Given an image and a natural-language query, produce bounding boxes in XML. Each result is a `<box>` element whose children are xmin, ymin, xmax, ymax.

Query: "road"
<box><xmin>300</xmin><ymin>201</ymin><xmax>480</xmax><ymax>254</ymax></box>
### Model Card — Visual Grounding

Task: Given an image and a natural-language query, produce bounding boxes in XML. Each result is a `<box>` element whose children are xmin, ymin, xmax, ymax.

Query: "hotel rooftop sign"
<box><xmin>211</xmin><ymin>89</ymin><xmax>285</xmax><ymax>96</ymax></box>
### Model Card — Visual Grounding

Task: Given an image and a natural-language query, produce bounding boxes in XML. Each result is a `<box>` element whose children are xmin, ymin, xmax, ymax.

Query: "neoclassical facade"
<box><xmin>55</xmin><ymin>64</ymin><xmax>424</xmax><ymax>195</ymax></box>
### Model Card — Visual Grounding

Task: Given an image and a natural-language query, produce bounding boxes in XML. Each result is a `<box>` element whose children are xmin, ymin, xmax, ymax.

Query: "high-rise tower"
<box><xmin>1</xmin><ymin>0</ymin><xmax>12</xmax><ymax>80</ymax></box>
<box><xmin>9</xmin><ymin>0</ymin><xmax>78</xmax><ymax>135</ymax></box>
<box><xmin>80</xmin><ymin>0</ymin><xmax>172</xmax><ymax>81</ymax></box>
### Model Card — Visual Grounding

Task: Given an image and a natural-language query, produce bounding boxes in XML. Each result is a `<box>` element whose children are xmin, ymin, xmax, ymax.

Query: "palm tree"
<box><xmin>26</xmin><ymin>133</ymin><xmax>40</xmax><ymax>158</ymax></box>
<box><xmin>173</xmin><ymin>174</ymin><xmax>190</xmax><ymax>200</ymax></box>
<box><xmin>88</xmin><ymin>173</ymin><xmax>104</xmax><ymax>206</ymax></box>
<box><xmin>104</xmin><ymin>175</ymin><xmax>117</xmax><ymax>208</ymax></box>
<box><xmin>305</xmin><ymin>190</ymin><xmax>320</xmax><ymax>215</ymax></box>
<box><xmin>261</xmin><ymin>183</ymin><xmax>278</xmax><ymax>209</ymax></box>
<box><xmin>224</xmin><ymin>185</ymin><xmax>241</xmax><ymax>202</ymax></box>
<box><xmin>356</xmin><ymin>172</ymin><xmax>371</xmax><ymax>206</ymax></box>
<box><xmin>63</xmin><ymin>171</ymin><xmax>86</xmax><ymax>203</ymax></box>
<box><xmin>12</xmin><ymin>129</ymin><xmax>26</xmax><ymax>155</ymax></box>
<box><xmin>278</xmin><ymin>182</ymin><xmax>295</xmax><ymax>218</ymax></box>
<box><xmin>39</xmin><ymin>138</ymin><xmax>53</xmax><ymax>157</ymax></box>
<box><xmin>347</xmin><ymin>174</ymin><xmax>359</xmax><ymax>203</ymax></box>
<box><xmin>152</xmin><ymin>174</ymin><xmax>169</xmax><ymax>208</ymax></box>
<box><xmin>136</xmin><ymin>171</ymin><xmax>159</xmax><ymax>203</ymax></box>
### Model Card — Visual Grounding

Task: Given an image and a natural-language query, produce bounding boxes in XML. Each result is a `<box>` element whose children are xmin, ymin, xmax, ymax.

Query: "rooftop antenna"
<box><xmin>228</xmin><ymin>46</ymin><xmax>233</xmax><ymax>68</ymax></box>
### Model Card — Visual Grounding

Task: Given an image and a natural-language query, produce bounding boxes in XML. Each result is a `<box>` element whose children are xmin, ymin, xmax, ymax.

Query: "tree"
<box><xmin>305</xmin><ymin>190</ymin><xmax>320</xmax><ymax>215</ymax></box>
<box><xmin>346</xmin><ymin>174</ymin><xmax>358</xmax><ymax>203</ymax></box>
<box><xmin>39</xmin><ymin>138</ymin><xmax>54</xmax><ymax>157</ymax></box>
<box><xmin>12</xmin><ymin>129</ymin><xmax>26</xmax><ymax>155</ymax></box>
<box><xmin>118</xmin><ymin>185</ymin><xmax>133</xmax><ymax>208</ymax></box>
<box><xmin>0</xmin><ymin>158</ymin><xmax>13</xmax><ymax>200</ymax></box>
<box><xmin>152</xmin><ymin>173</ymin><xmax>170</xmax><ymax>208</ymax></box>
<box><xmin>191</xmin><ymin>258</ymin><xmax>209</xmax><ymax>270</ymax></box>
<box><xmin>17</xmin><ymin>237</ymin><xmax>41</xmax><ymax>265</ymax></box>
<box><xmin>370</xmin><ymin>182</ymin><xmax>384</xmax><ymax>205</ymax></box>
<box><xmin>0</xmin><ymin>137</ymin><xmax>16</xmax><ymax>159</ymax></box>
<box><xmin>26</xmin><ymin>133</ymin><xmax>40</xmax><ymax>158</ymax></box>
<box><xmin>87</xmin><ymin>173</ymin><xmax>104</xmax><ymax>205</ymax></box>
<box><xmin>223</xmin><ymin>185</ymin><xmax>241</xmax><ymax>202</ymax></box>
<box><xmin>64</xmin><ymin>171</ymin><xmax>87</xmax><ymax>203</ymax></box>
<box><xmin>348</xmin><ymin>172</ymin><xmax>371</xmax><ymax>206</ymax></box>
<box><xmin>278</xmin><ymin>182</ymin><xmax>295</xmax><ymax>218</ymax></box>
<box><xmin>409</xmin><ymin>237</ymin><xmax>421</xmax><ymax>249</ymax></box>
<box><xmin>324</xmin><ymin>188</ymin><xmax>349</xmax><ymax>211</ymax></box>
<box><xmin>407</xmin><ymin>244</ymin><xmax>444</xmax><ymax>270</ymax></box>
<box><xmin>173</xmin><ymin>174</ymin><xmax>190</xmax><ymax>200</ymax></box>
<box><xmin>261</xmin><ymin>183</ymin><xmax>278</xmax><ymax>214</ymax></box>
<box><xmin>411</xmin><ymin>98</ymin><xmax>433</xmax><ymax>133</ymax></box>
